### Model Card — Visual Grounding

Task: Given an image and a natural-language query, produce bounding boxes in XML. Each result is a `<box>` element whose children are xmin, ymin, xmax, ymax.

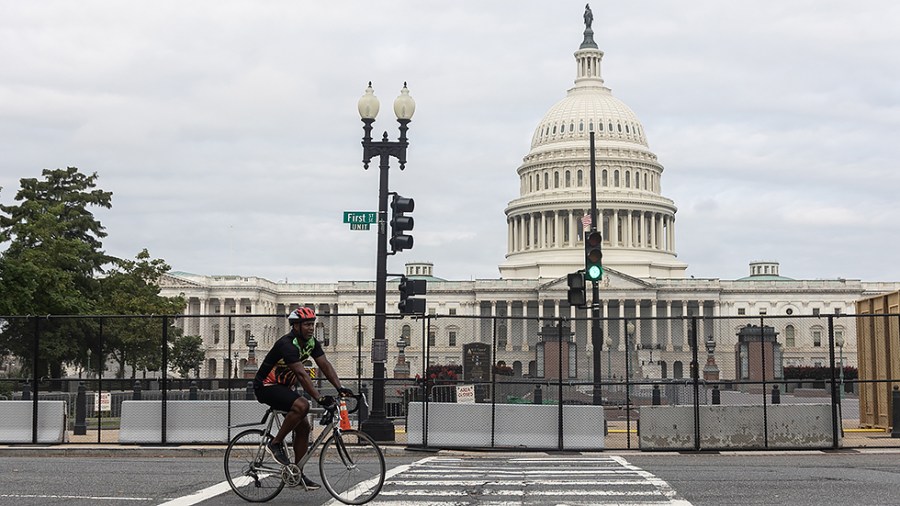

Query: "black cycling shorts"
<box><xmin>255</xmin><ymin>384</ymin><xmax>301</xmax><ymax>413</ymax></box>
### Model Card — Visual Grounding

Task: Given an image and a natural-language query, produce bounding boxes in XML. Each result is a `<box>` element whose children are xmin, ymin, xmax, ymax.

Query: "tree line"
<box><xmin>0</xmin><ymin>167</ymin><xmax>202</xmax><ymax>380</ymax></box>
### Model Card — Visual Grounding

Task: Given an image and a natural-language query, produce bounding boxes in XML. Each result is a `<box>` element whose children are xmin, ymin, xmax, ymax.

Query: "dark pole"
<box><xmin>359</xmin><ymin>83</ymin><xmax>412</xmax><ymax>442</ymax></box>
<box><xmin>589</xmin><ymin>131</ymin><xmax>603</xmax><ymax>405</ymax></box>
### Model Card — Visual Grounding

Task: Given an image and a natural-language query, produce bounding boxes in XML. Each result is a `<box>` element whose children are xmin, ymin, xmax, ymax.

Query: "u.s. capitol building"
<box><xmin>160</xmin><ymin>11</ymin><xmax>898</xmax><ymax>382</ymax></box>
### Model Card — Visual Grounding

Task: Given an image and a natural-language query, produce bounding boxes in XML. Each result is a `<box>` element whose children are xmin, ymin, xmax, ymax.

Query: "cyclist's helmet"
<box><xmin>287</xmin><ymin>307</ymin><xmax>316</xmax><ymax>324</ymax></box>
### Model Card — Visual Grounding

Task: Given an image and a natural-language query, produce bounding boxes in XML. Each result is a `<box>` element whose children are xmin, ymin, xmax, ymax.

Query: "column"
<box><xmin>601</xmin><ymin>300</ymin><xmax>609</xmax><ymax>350</ymax></box>
<box><xmin>554</xmin><ymin>211</ymin><xmax>562</xmax><ymax>248</ymax></box>
<box><xmin>651</xmin><ymin>301</ymin><xmax>658</xmax><ymax>348</ymax></box>
<box><xmin>618</xmin><ymin>300</ymin><xmax>626</xmax><ymax>351</ymax></box>
<box><xmin>681</xmin><ymin>300</ymin><xmax>689</xmax><ymax>351</ymax></box>
<box><xmin>506</xmin><ymin>301</ymin><xmax>513</xmax><ymax>351</ymax></box>
<box><xmin>665</xmin><ymin>301</ymin><xmax>673</xmax><ymax>351</ymax></box>
<box><xmin>612</xmin><ymin>210</ymin><xmax>619</xmax><ymax>246</ymax></box>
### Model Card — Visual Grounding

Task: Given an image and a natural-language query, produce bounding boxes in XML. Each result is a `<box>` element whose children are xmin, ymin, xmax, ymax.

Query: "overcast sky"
<box><xmin>2</xmin><ymin>1</ymin><xmax>899</xmax><ymax>284</ymax></box>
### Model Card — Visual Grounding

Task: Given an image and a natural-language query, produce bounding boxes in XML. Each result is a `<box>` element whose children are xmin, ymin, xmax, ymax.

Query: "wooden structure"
<box><xmin>856</xmin><ymin>291</ymin><xmax>900</xmax><ymax>429</ymax></box>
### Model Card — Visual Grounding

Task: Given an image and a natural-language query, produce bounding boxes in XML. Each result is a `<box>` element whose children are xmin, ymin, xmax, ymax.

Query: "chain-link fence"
<box><xmin>1</xmin><ymin>313</ymin><xmax>897</xmax><ymax>448</ymax></box>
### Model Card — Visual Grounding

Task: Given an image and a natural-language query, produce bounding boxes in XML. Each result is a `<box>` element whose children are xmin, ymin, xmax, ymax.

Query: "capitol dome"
<box><xmin>531</xmin><ymin>86</ymin><xmax>649</xmax><ymax>153</ymax></box>
<box><xmin>499</xmin><ymin>12</ymin><xmax>688</xmax><ymax>281</ymax></box>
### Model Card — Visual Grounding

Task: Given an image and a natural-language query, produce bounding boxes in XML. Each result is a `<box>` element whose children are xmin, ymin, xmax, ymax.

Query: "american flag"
<box><xmin>581</xmin><ymin>214</ymin><xmax>592</xmax><ymax>231</ymax></box>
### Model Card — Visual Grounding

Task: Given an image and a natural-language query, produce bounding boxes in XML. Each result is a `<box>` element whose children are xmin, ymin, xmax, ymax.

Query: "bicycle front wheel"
<box><xmin>224</xmin><ymin>429</ymin><xmax>285</xmax><ymax>502</ymax></box>
<box><xmin>319</xmin><ymin>429</ymin><xmax>386</xmax><ymax>505</ymax></box>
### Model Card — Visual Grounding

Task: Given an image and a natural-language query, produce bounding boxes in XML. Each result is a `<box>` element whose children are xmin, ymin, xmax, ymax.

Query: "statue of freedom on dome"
<box><xmin>584</xmin><ymin>4</ymin><xmax>593</xmax><ymax>29</ymax></box>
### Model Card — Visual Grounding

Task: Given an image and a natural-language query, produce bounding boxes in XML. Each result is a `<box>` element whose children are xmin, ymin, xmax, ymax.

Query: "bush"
<box><xmin>783</xmin><ymin>365</ymin><xmax>857</xmax><ymax>381</ymax></box>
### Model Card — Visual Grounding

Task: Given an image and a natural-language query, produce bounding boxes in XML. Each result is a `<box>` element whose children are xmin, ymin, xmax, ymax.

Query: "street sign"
<box><xmin>350</xmin><ymin>223</ymin><xmax>370</xmax><ymax>231</ymax></box>
<box><xmin>343</xmin><ymin>211</ymin><xmax>377</xmax><ymax>224</ymax></box>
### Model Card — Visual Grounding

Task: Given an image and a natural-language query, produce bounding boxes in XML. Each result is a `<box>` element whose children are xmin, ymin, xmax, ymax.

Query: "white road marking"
<box><xmin>0</xmin><ymin>494</ymin><xmax>152</xmax><ymax>501</ymax></box>
<box><xmin>156</xmin><ymin>478</ymin><xmax>243</xmax><ymax>506</ymax></box>
<box><xmin>321</xmin><ymin>456</ymin><xmax>437</xmax><ymax>506</ymax></box>
<box><xmin>363</xmin><ymin>455</ymin><xmax>693</xmax><ymax>506</ymax></box>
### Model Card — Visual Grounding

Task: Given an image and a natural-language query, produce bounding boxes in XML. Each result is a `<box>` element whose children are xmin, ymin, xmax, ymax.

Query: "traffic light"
<box><xmin>584</xmin><ymin>230</ymin><xmax>604</xmax><ymax>282</ymax></box>
<box><xmin>390</xmin><ymin>194</ymin><xmax>415</xmax><ymax>253</ymax></box>
<box><xmin>398</xmin><ymin>275</ymin><xmax>427</xmax><ymax>314</ymax></box>
<box><xmin>567</xmin><ymin>272</ymin><xmax>586</xmax><ymax>307</ymax></box>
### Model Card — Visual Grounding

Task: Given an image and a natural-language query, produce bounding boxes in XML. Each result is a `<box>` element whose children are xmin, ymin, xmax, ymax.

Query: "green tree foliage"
<box><xmin>0</xmin><ymin>167</ymin><xmax>112</xmax><ymax>378</ymax></box>
<box><xmin>0</xmin><ymin>167</ymin><xmax>185</xmax><ymax>380</ymax></box>
<box><xmin>96</xmin><ymin>249</ymin><xmax>185</xmax><ymax>379</ymax></box>
<box><xmin>170</xmin><ymin>334</ymin><xmax>205</xmax><ymax>378</ymax></box>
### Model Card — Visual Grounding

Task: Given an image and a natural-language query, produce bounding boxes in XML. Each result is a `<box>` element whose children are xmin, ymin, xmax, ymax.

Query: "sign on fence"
<box><xmin>93</xmin><ymin>392</ymin><xmax>111</xmax><ymax>412</ymax></box>
<box><xmin>456</xmin><ymin>384</ymin><xmax>475</xmax><ymax>404</ymax></box>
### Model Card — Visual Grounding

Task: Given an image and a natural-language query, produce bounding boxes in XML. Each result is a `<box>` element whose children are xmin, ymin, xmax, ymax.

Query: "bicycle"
<box><xmin>224</xmin><ymin>393</ymin><xmax>385</xmax><ymax>504</ymax></box>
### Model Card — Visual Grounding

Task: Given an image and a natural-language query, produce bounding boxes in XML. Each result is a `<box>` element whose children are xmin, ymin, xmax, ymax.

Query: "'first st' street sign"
<box><xmin>343</xmin><ymin>211</ymin><xmax>377</xmax><ymax>224</ymax></box>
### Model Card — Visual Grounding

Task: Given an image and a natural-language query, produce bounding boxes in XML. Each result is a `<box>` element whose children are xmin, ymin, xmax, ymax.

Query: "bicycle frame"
<box><xmin>228</xmin><ymin>396</ymin><xmax>361</xmax><ymax>476</ymax></box>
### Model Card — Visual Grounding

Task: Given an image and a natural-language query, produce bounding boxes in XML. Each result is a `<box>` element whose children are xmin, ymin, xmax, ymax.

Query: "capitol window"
<box><xmin>579</xmin><ymin>121</ymin><xmax>583</xmax><ymax>132</ymax></box>
<box><xmin>554</xmin><ymin>172</ymin><xmax>559</xmax><ymax>188</ymax></box>
<box><xmin>565</xmin><ymin>170</ymin><xmax>571</xmax><ymax>187</ymax></box>
<box><xmin>601</xmin><ymin>169</ymin><xmax>608</xmax><ymax>186</ymax></box>
<box><xmin>614</xmin><ymin>170</ymin><xmax>620</xmax><ymax>187</ymax></box>
<box><xmin>625</xmin><ymin>125</ymin><xmax>630</xmax><ymax>133</ymax></box>
<box><xmin>577</xmin><ymin>170</ymin><xmax>583</xmax><ymax>186</ymax></box>
<box><xmin>569</xmin><ymin>122</ymin><xmax>574</xmax><ymax>132</ymax></box>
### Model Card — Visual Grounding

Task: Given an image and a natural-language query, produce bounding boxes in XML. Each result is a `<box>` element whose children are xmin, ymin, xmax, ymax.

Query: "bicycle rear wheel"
<box><xmin>318</xmin><ymin>429</ymin><xmax>386</xmax><ymax>505</ymax></box>
<box><xmin>224</xmin><ymin>429</ymin><xmax>285</xmax><ymax>502</ymax></box>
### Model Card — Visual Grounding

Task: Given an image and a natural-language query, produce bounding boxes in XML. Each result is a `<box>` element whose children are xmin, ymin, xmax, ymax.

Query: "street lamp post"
<box><xmin>605</xmin><ymin>337</ymin><xmax>612</xmax><ymax>380</ymax></box>
<box><xmin>233</xmin><ymin>351</ymin><xmax>239</xmax><ymax>379</ymax></box>
<box><xmin>358</xmin><ymin>82</ymin><xmax>416</xmax><ymax>442</ymax></box>
<box><xmin>625</xmin><ymin>321</ymin><xmax>636</xmax><ymax>396</ymax></box>
<box><xmin>835</xmin><ymin>333</ymin><xmax>845</xmax><ymax>403</ymax></box>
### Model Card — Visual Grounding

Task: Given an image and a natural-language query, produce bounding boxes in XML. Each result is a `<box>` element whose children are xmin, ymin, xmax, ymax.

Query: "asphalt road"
<box><xmin>0</xmin><ymin>449</ymin><xmax>898</xmax><ymax>505</ymax></box>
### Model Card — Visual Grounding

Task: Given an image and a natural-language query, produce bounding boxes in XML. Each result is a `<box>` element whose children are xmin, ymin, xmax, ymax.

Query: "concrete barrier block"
<box><xmin>119</xmin><ymin>400</ymin><xmax>269</xmax><ymax>443</ymax></box>
<box><xmin>639</xmin><ymin>404</ymin><xmax>838</xmax><ymax>450</ymax></box>
<box><xmin>407</xmin><ymin>402</ymin><xmax>604</xmax><ymax>450</ymax></box>
<box><xmin>0</xmin><ymin>400</ymin><xmax>68</xmax><ymax>443</ymax></box>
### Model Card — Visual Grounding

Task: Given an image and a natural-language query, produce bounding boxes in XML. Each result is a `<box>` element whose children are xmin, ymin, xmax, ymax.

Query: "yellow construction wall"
<box><xmin>856</xmin><ymin>291</ymin><xmax>900</xmax><ymax>429</ymax></box>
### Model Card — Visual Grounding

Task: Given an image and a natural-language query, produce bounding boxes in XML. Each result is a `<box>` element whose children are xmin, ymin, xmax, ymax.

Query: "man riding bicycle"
<box><xmin>253</xmin><ymin>306</ymin><xmax>351</xmax><ymax>490</ymax></box>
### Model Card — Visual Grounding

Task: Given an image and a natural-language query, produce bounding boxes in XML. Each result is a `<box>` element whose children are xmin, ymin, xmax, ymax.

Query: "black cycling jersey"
<box><xmin>253</xmin><ymin>330</ymin><xmax>324</xmax><ymax>389</ymax></box>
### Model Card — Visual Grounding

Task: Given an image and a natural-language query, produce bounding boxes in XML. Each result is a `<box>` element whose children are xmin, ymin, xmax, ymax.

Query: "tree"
<box><xmin>96</xmin><ymin>249</ymin><xmax>185</xmax><ymax>379</ymax></box>
<box><xmin>0</xmin><ymin>167</ymin><xmax>112</xmax><ymax>378</ymax></box>
<box><xmin>170</xmin><ymin>334</ymin><xmax>205</xmax><ymax>378</ymax></box>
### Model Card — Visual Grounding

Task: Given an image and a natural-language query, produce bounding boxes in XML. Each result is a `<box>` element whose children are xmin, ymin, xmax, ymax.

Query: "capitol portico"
<box><xmin>160</xmin><ymin>7</ymin><xmax>899</xmax><ymax>382</ymax></box>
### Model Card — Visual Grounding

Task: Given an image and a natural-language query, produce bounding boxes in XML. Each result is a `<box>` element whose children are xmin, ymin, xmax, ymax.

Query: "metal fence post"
<box><xmin>74</xmin><ymin>381</ymin><xmax>87</xmax><ymax>435</ymax></box>
<box><xmin>892</xmin><ymin>386</ymin><xmax>900</xmax><ymax>438</ymax></box>
<box><xmin>534</xmin><ymin>384</ymin><xmax>543</xmax><ymax>404</ymax></box>
<box><xmin>771</xmin><ymin>385</ymin><xmax>780</xmax><ymax>404</ymax></box>
<box><xmin>189</xmin><ymin>380</ymin><xmax>198</xmax><ymax>400</ymax></box>
<box><xmin>359</xmin><ymin>383</ymin><xmax>369</xmax><ymax>423</ymax></box>
<box><xmin>712</xmin><ymin>385</ymin><xmax>720</xmax><ymax>405</ymax></box>
<box><xmin>133</xmin><ymin>380</ymin><xmax>142</xmax><ymax>400</ymax></box>
<box><xmin>245</xmin><ymin>381</ymin><xmax>254</xmax><ymax>400</ymax></box>
<box><xmin>652</xmin><ymin>384</ymin><xmax>661</xmax><ymax>405</ymax></box>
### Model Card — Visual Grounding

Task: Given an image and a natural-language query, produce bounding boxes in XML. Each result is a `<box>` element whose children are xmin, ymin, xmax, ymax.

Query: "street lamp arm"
<box><xmin>361</xmin><ymin>123</ymin><xmax>411</xmax><ymax>170</ymax></box>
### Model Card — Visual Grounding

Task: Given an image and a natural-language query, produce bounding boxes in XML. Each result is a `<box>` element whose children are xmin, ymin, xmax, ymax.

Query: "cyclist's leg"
<box><xmin>274</xmin><ymin>395</ymin><xmax>310</xmax><ymax>446</ymax></box>
<box><xmin>257</xmin><ymin>385</ymin><xmax>307</xmax><ymax>444</ymax></box>
<box><xmin>292</xmin><ymin>412</ymin><xmax>312</xmax><ymax>464</ymax></box>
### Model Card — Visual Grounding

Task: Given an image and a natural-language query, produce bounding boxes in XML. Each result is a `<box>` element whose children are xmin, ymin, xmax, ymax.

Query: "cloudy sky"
<box><xmin>2</xmin><ymin>1</ymin><xmax>899</xmax><ymax>284</ymax></box>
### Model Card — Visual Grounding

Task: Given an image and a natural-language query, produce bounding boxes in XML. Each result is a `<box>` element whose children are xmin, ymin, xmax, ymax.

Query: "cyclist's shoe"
<box><xmin>300</xmin><ymin>474</ymin><xmax>321</xmax><ymax>491</ymax></box>
<box><xmin>266</xmin><ymin>441</ymin><xmax>291</xmax><ymax>466</ymax></box>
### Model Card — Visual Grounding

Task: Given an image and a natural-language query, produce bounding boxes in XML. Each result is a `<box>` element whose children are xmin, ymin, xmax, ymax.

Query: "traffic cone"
<box><xmin>338</xmin><ymin>399</ymin><xmax>352</xmax><ymax>430</ymax></box>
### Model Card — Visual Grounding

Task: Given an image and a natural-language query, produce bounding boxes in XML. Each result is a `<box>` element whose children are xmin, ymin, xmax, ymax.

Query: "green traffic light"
<box><xmin>586</xmin><ymin>265</ymin><xmax>603</xmax><ymax>280</ymax></box>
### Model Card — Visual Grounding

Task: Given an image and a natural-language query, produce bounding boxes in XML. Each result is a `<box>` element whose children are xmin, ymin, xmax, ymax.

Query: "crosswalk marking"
<box><xmin>357</xmin><ymin>455</ymin><xmax>692</xmax><ymax>505</ymax></box>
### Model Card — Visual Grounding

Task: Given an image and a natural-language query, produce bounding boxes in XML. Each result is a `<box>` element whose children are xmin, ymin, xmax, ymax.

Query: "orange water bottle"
<box><xmin>338</xmin><ymin>398</ymin><xmax>352</xmax><ymax>430</ymax></box>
